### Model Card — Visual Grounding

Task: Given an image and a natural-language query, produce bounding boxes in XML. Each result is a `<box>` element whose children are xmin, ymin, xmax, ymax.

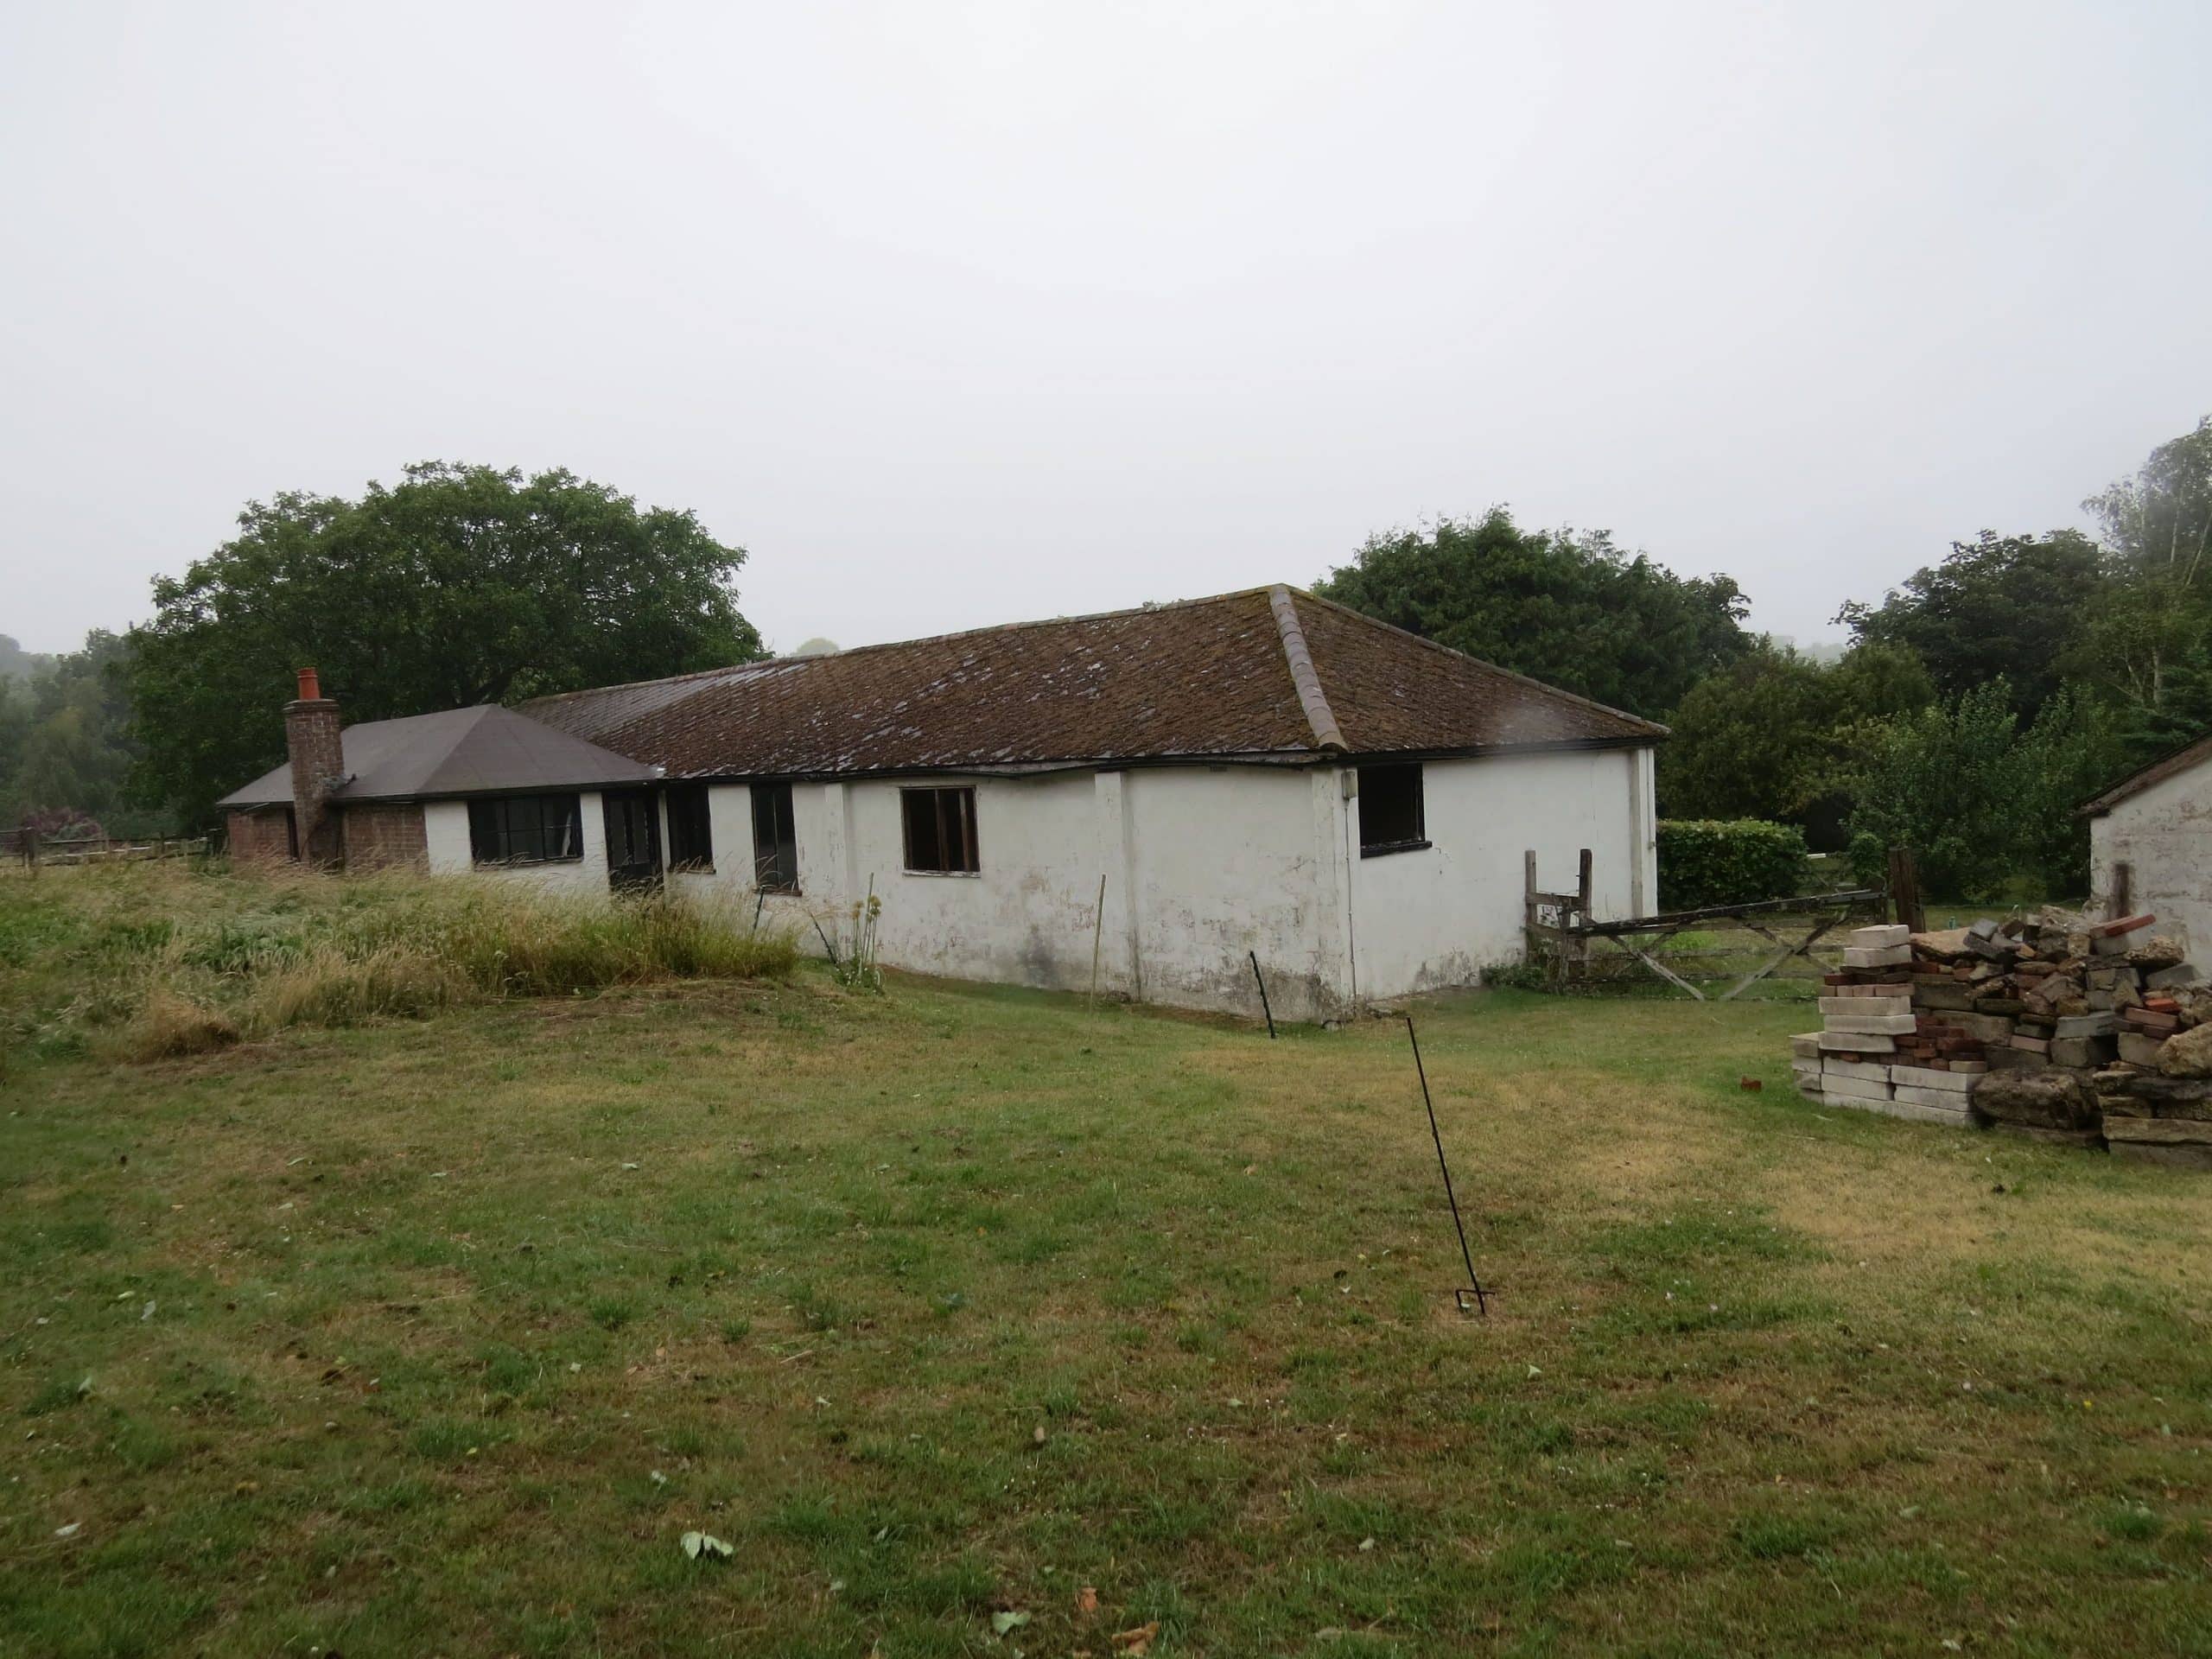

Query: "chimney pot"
<box><xmin>296</xmin><ymin>666</ymin><xmax>322</xmax><ymax>702</ymax></box>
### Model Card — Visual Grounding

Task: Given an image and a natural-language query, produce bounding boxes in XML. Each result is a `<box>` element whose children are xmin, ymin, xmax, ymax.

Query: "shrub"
<box><xmin>1656</xmin><ymin>820</ymin><xmax>1809</xmax><ymax>911</ymax></box>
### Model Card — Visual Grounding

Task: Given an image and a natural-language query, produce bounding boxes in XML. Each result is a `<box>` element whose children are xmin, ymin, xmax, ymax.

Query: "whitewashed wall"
<box><xmin>1347</xmin><ymin>747</ymin><xmax>1655</xmax><ymax>1000</ymax></box>
<box><xmin>2090</xmin><ymin>761</ymin><xmax>2212</xmax><ymax>957</ymax></box>
<box><xmin>582</xmin><ymin>747</ymin><xmax>1653</xmax><ymax>1021</ymax></box>
<box><xmin>423</xmin><ymin>792</ymin><xmax>609</xmax><ymax>895</ymax></box>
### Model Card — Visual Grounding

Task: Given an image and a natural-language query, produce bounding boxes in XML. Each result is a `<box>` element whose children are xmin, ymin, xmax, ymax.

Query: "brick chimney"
<box><xmin>284</xmin><ymin>667</ymin><xmax>345</xmax><ymax>866</ymax></box>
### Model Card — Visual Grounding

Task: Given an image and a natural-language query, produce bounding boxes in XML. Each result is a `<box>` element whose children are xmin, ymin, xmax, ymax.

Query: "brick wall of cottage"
<box><xmin>340</xmin><ymin>803</ymin><xmax>429</xmax><ymax>872</ymax></box>
<box><xmin>227</xmin><ymin>807</ymin><xmax>296</xmax><ymax>867</ymax></box>
<box><xmin>285</xmin><ymin>689</ymin><xmax>346</xmax><ymax>866</ymax></box>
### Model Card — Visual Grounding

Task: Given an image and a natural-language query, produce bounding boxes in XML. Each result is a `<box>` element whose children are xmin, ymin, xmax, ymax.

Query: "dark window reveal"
<box><xmin>750</xmin><ymin>783</ymin><xmax>798</xmax><ymax>892</ymax></box>
<box><xmin>468</xmin><ymin>793</ymin><xmax>583</xmax><ymax>865</ymax></box>
<box><xmin>901</xmin><ymin>785</ymin><xmax>979</xmax><ymax>874</ymax></box>
<box><xmin>1357</xmin><ymin>764</ymin><xmax>1427</xmax><ymax>856</ymax></box>
<box><xmin>665</xmin><ymin>784</ymin><xmax>714</xmax><ymax>871</ymax></box>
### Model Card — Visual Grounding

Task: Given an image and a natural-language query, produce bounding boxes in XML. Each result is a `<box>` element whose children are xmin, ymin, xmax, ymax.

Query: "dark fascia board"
<box><xmin>2076</xmin><ymin>729</ymin><xmax>2212</xmax><ymax>817</ymax></box>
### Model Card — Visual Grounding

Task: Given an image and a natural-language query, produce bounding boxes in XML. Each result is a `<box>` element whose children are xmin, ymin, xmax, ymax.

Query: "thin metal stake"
<box><xmin>811</xmin><ymin>915</ymin><xmax>840</xmax><ymax>970</ymax></box>
<box><xmin>1249</xmin><ymin>950</ymin><xmax>1276</xmax><ymax>1039</ymax></box>
<box><xmin>1406</xmin><ymin>1014</ymin><xmax>1487</xmax><ymax>1316</ymax></box>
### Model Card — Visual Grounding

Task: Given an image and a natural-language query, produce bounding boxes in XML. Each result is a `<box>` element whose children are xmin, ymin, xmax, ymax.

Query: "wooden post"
<box><xmin>1573</xmin><ymin>847</ymin><xmax>1594</xmax><ymax>984</ymax></box>
<box><xmin>1088</xmin><ymin>873</ymin><xmax>1108</xmax><ymax>1009</ymax></box>
<box><xmin>1523</xmin><ymin>849</ymin><xmax>1539</xmax><ymax>970</ymax></box>
<box><xmin>2110</xmin><ymin>861</ymin><xmax>2132</xmax><ymax>921</ymax></box>
<box><xmin>1885</xmin><ymin>847</ymin><xmax>1924</xmax><ymax>935</ymax></box>
<box><xmin>22</xmin><ymin>826</ymin><xmax>37</xmax><ymax>877</ymax></box>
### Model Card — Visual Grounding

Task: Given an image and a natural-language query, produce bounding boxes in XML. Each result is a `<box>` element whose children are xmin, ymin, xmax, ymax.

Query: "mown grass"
<box><xmin>0</xmin><ymin>861</ymin><xmax>796</xmax><ymax>1070</ymax></box>
<box><xmin>3</xmin><ymin>868</ymin><xmax>2209</xmax><ymax>1656</ymax></box>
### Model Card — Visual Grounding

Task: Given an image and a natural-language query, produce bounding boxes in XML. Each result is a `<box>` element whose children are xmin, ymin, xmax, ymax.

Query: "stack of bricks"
<box><xmin>1909</xmin><ymin>912</ymin><xmax>2178</xmax><ymax>1074</ymax></box>
<box><xmin>1789</xmin><ymin>923</ymin><xmax>1985</xmax><ymax>1125</ymax></box>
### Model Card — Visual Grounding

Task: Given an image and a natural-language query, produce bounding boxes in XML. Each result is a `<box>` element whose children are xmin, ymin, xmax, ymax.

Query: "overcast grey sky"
<box><xmin>3</xmin><ymin>1</ymin><xmax>2207</xmax><ymax>658</ymax></box>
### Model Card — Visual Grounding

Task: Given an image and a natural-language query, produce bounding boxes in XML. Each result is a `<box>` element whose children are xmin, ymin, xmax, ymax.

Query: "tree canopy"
<box><xmin>1312</xmin><ymin>508</ymin><xmax>1751</xmax><ymax>721</ymax></box>
<box><xmin>1834</xmin><ymin>530</ymin><xmax>2104</xmax><ymax>717</ymax></box>
<box><xmin>126</xmin><ymin>462</ymin><xmax>761</xmax><ymax>826</ymax></box>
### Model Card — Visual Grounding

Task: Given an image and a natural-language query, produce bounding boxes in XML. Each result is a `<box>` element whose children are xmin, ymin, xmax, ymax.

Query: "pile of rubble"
<box><xmin>1791</xmin><ymin>908</ymin><xmax>2212</xmax><ymax>1169</ymax></box>
<box><xmin>1789</xmin><ymin>924</ymin><xmax>1988</xmax><ymax>1125</ymax></box>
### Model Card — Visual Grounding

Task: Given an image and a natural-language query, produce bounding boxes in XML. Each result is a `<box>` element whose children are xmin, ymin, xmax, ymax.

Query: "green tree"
<box><xmin>1836</xmin><ymin>530</ymin><xmax>2105</xmax><ymax>717</ymax></box>
<box><xmin>0</xmin><ymin>632</ymin><xmax>150</xmax><ymax>832</ymax></box>
<box><xmin>1658</xmin><ymin>640</ymin><xmax>1934</xmax><ymax>842</ymax></box>
<box><xmin>2088</xmin><ymin>413</ymin><xmax>2212</xmax><ymax>583</ymax></box>
<box><xmin>126</xmin><ymin>463</ymin><xmax>762</xmax><ymax>826</ymax></box>
<box><xmin>1847</xmin><ymin>681</ymin><xmax>2116</xmax><ymax>901</ymax></box>
<box><xmin>1313</xmin><ymin>507</ymin><xmax>1751</xmax><ymax>720</ymax></box>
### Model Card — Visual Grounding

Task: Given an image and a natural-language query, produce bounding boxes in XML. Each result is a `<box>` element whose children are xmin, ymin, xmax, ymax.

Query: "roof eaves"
<box><xmin>2077</xmin><ymin>728</ymin><xmax>2212</xmax><ymax>816</ymax></box>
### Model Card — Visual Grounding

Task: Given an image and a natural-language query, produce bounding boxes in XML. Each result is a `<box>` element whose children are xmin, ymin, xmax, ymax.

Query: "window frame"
<box><xmin>1357</xmin><ymin>763</ymin><xmax>1429</xmax><ymax>858</ymax></box>
<box><xmin>664</xmin><ymin>783</ymin><xmax>715</xmax><ymax>873</ymax></box>
<box><xmin>467</xmin><ymin>791</ymin><xmax>585</xmax><ymax>868</ymax></box>
<box><xmin>900</xmin><ymin>785</ymin><xmax>981</xmax><ymax>875</ymax></box>
<box><xmin>750</xmin><ymin>781</ymin><xmax>799</xmax><ymax>893</ymax></box>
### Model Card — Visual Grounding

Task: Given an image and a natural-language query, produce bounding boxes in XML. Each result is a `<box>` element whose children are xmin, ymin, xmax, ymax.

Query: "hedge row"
<box><xmin>1656</xmin><ymin>819</ymin><xmax>1809</xmax><ymax>911</ymax></box>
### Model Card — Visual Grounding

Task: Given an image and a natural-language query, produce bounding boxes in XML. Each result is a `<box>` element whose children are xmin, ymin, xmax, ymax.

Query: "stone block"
<box><xmin>1824</xmin><ymin>1012</ymin><xmax>1918</xmax><ymax>1036</ymax></box>
<box><xmin>1822</xmin><ymin>1058</ymin><xmax>1891</xmax><ymax>1083</ymax></box>
<box><xmin>1820</xmin><ymin>995</ymin><xmax>1910</xmax><ymax>1018</ymax></box>
<box><xmin>1819</xmin><ymin>1031</ymin><xmax>1897</xmax><ymax>1052</ymax></box>
<box><xmin>2053</xmin><ymin>1014</ymin><xmax>2117</xmax><ymax>1038</ymax></box>
<box><xmin>1890</xmin><ymin>1083</ymin><xmax>1976</xmax><ymax>1114</ymax></box>
<box><xmin>1821</xmin><ymin>1074</ymin><xmax>1893</xmax><ymax>1103</ymax></box>
<box><xmin>2101</xmin><ymin>1116</ymin><xmax>2212</xmax><ymax>1147</ymax></box>
<box><xmin>1789</xmin><ymin>1032</ymin><xmax>1821</xmax><ymax>1058</ymax></box>
<box><xmin>1890</xmin><ymin>1065</ymin><xmax>1974</xmax><ymax>1094</ymax></box>
<box><xmin>2050</xmin><ymin>1037</ymin><xmax>2117</xmax><ymax>1070</ymax></box>
<box><xmin>1843</xmin><ymin>944</ymin><xmax>1913</xmax><ymax>969</ymax></box>
<box><xmin>1914</xmin><ymin>984</ymin><xmax>1977</xmax><ymax>1012</ymax></box>
<box><xmin>1850</xmin><ymin>924</ymin><xmax>1911</xmax><ymax>950</ymax></box>
<box><xmin>2118</xmin><ymin>1032</ymin><xmax>2167</xmax><ymax>1067</ymax></box>
<box><xmin>2010</xmin><ymin>1034</ymin><xmax>2051</xmax><ymax>1054</ymax></box>
<box><xmin>2144</xmin><ymin>963</ymin><xmax>2199</xmax><ymax>991</ymax></box>
<box><xmin>1859</xmin><ymin>1095</ymin><xmax>1979</xmax><ymax>1126</ymax></box>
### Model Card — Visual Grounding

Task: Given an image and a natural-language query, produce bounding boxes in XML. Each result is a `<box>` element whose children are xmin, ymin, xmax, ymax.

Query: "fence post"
<box><xmin>2110</xmin><ymin>860</ymin><xmax>2132</xmax><ymax>921</ymax></box>
<box><xmin>1885</xmin><ymin>847</ymin><xmax>1924</xmax><ymax>934</ymax></box>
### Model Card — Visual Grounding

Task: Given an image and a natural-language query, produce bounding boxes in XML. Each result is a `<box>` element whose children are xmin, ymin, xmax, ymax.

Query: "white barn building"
<box><xmin>221</xmin><ymin>586</ymin><xmax>1663</xmax><ymax>1021</ymax></box>
<box><xmin>2085</xmin><ymin>733</ymin><xmax>2212</xmax><ymax>957</ymax></box>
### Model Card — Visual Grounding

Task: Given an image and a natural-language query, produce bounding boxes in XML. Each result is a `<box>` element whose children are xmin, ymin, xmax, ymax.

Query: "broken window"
<box><xmin>1357</xmin><ymin>763</ymin><xmax>1427</xmax><ymax>856</ymax></box>
<box><xmin>901</xmin><ymin>785</ymin><xmax>979</xmax><ymax>874</ymax></box>
<box><xmin>665</xmin><ymin>784</ymin><xmax>714</xmax><ymax>872</ymax></box>
<box><xmin>750</xmin><ymin>782</ymin><xmax>798</xmax><ymax>892</ymax></box>
<box><xmin>467</xmin><ymin>793</ymin><xmax>582</xmax><ymax>866</ymax></box>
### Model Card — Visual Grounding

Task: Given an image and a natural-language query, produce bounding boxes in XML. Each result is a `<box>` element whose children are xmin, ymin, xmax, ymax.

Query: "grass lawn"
<box><xmin>4</xmin><ymin>874</ymin><xmax>2211</xmax><ymax>1655</ymax></box>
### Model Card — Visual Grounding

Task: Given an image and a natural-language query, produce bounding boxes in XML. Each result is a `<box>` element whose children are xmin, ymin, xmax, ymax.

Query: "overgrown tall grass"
<box><xmin>0</xmin><ymin>861</ymin><xmax>798</xmax><ymax>1065</ymax></box>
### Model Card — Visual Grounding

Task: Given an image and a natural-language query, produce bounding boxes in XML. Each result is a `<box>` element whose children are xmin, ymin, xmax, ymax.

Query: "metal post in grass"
<box><xmin>1089</xmin><ymin>873</ymin><xmax>1107</xmax><ymax>1010</ymax></box>
<box><xmin>1249</xmin><ymin>950</ymin><xmax>1276</xmax><ymax>1039</ymax></box>
<box><xmin>1406</xmin><ymin>1014</ymin><xmax>1487</xmax><ymax>1317</ymax></box>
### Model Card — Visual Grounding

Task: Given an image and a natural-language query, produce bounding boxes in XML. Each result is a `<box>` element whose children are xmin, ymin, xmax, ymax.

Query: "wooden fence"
<box><xmin>1525</xmin><ymin>846</ymin><xmax>1906</xmax><ymax>999</ymax></box>
<box><xmin>4</xmin><ymin>830</ymin><xmax>208</xmax><ymax>870</ymax></box>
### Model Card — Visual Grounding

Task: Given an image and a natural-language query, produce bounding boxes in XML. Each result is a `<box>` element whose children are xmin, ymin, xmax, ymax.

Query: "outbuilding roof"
<box><xmin>217</xmin><ymin>702</ymin><xmax>661</xmax><ymax>809</ymax></box>
<box><xmin>519</xmin><ymin>585</ymin><xmax>1666</xmax><ymax>779</ymax></box>
<box><xmin>2080</xmin><ymin>729</ymin><xmax>2212</xmax><ymax>817</ymax></box>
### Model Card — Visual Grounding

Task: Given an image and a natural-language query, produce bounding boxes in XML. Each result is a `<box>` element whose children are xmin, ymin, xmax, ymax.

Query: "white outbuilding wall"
<box><xmin>423</xmin><ymin>792</ymin><xmax>610</xmax><ymax>895</ymax></box>
<box><xmin>2090</xmin><ymin>760</ymin><xmax>2212</xmax><ymax>957</ymax></box>
<box><xmin>663</xmin><ymin>745</ymin><xmax>1656</xmax><ymax>1021</ymax></box>
<box><xmin>1348</xmin><ymin>747</ymin><xmax>1656</xmax><ymax>1001</ymax></box>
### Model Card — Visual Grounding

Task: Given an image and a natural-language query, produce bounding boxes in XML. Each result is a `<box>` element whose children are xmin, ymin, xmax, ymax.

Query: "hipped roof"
<box><xmin>520</xmin><ymin>585</ymin><xmax>1665</xmax><ymax>779</ymax></box>
<box><xmin>217</xmin><ymin>702</ymin><xmax>660</xmax><ymax>809</ymax></box>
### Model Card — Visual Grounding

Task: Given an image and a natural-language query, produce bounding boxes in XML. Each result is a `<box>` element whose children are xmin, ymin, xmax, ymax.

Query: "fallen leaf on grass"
<box><xmin>1075</xmin><ymin>1585</ymin><xmax>1099</xmax><ymax>1614</ymax></box>
<box><xmin>679</xmin><ymin>1530</ymin><xmax>734</xmax><ymax>1561</ymax></box>
<box><xmin>1113</xmin><ymin>1621</ymin><xmax>1160</xmax><ymax>1655</ymax></box>
<box><xmin>991</xmin><ymin>1610</ymin><xmax>1030</xmax><ymax>1635</ymax></box>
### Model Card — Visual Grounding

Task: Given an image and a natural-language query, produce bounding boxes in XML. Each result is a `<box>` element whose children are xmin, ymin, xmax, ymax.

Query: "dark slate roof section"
<box><xmin>217</xmin><ymin>704</ymin><xmax>662</xmax><ymax>808</ymax></box>
<box><xmin>2079</xmin><ymin>729</ymin><xmax>2212</xmax><ymax>817</ymax></box>
<box><xmin>521</xmin><ymin>586</ymin><xmax>1664</xmax><ymax>779</ymax></box>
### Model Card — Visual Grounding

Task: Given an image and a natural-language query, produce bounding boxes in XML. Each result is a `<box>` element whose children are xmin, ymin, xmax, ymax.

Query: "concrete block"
<box><xmin>1851</xmin><ymin>924</ymin><xmax>1911</xmax><ymax>949</ymax></box>
<box><xmin>1821</xmin><ymin>1058</ymin><xmax>1891</xmax><ymax>1083</ymax></box>
<box><xmin>1819</xmin><ymin>1031</ymin><xmax>1897</xmax><ymax>1052</ymax></box>
<box><xmin>2144</xmin><ymin>963</ymin><xmax>2199</xmax><ymax>991</ymax></box>
<box><xmin>1890</xmin><ymin>1064</ymin><xmax>1974</xmax><ymax>1094</ymax></box>
<box><xmin>1820</xmin><ymin>995</ymin><xmax>1910</xmax><ymax>1018</ymax></box>
<box><xmin>1886</xmin><ymin>1085</ymin><xmax>1979</xmax><ymax>1116</ymax></box>
<box><xmin>1821</xmin><ymin>1076</ymin><xmax>1893</xmax><ymax>1103</ymax></box>
<box><xmin>2118</xmin><ymin>1032</ymin><xmax>2167</xmax><ymax>1067</ymax></box>
<box><xmin>1914</xmin><ymin>983</ymin><xmax>1977</xmax><ymax>1012</ymax></box>
<box><xmin>1843</xmin><ymin>944</ymin><xmax>1913</xmax><ymax>969</ymax></box>
<box><xmin>1823</xmin><ymin>1012</ymin><xmax>1918</xmax><ymax>1035</ymax></box>
<box><xmin>2050</xmin><ymin>1036</ymin><xmax>2117</xmax><ymax>1070</ymax></box>
<box><xmin>2053</xmin><ymin>1014</ymin><xmax>2117</xmax><ymax>1038</ymax></box>
<box><xmin>1789</xmin><ymin>1032</ymin><xmax>1821</xmax><ymax>1058</ymax></box>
